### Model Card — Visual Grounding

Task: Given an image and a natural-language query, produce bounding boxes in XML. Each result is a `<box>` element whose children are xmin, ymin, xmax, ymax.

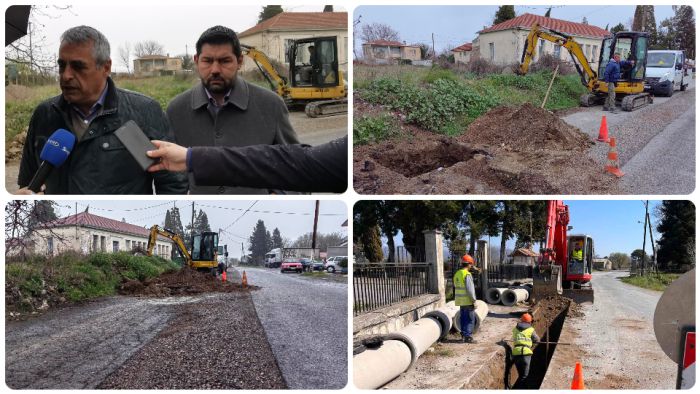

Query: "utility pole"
<box><xmin>312</xmin><ymin>200</ymin><xmax>320</xmax><ymax>252</ymax></box>
<box><xmin>190</xmin><ymin>201</ymin><xmax>195</xmax><ymax>248</ymax></box>
<box><xmin>641</xmin><ymin>201</ymin><xmax>648</xmax><ymax>276</ymax></box>
<box><xmin>431</xmin><ymin>33</ymin><xmax>435</xmax><ymax>60</ymax></box>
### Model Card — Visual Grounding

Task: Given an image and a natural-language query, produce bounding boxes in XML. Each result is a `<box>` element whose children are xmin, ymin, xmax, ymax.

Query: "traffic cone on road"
<box><xmin>242</xmin><ymin>271</ymin><xmax>248</xmax><ymax>288</ymax></box>
<box><xmin>597</xmin><ymin>115</ymin><xmax>610</xmax><ymax>142</ymax></box>
<box><xmin>605</xmin><ymin>137</ymin><xmax>624</xmax><ymax>177</ymax></box>
<box><xmin>222</xmin><ymin>270</ymin><xmax>227</xmax><ymax>282</ymax></box>
<box><xmin>571</xmin><ymin>362</ymin><xmax>585</xmax><ymax>389</ymax></box>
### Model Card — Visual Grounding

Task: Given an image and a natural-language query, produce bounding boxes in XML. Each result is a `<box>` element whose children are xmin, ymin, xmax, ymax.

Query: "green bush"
<box><xmin>354</xmin><ymin>113</ymin><xmax>399</xmax><ymax>145</ymax></box>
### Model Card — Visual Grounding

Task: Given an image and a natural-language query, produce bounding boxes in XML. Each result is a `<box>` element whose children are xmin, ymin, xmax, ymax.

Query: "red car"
<box><xmin>280</xmin><ymin>258</ymin><xmax>303</xmax><ymax>273</ymax></box>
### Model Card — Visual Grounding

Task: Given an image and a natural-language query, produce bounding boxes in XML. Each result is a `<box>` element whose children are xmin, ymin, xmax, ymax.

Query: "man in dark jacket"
<box><xmin>511</xmin><ymin>313</ymin><xmax>541</xmax><ymax>387</ymax></box>
<box><xmin>17</xmin><ymin>26</ymin><xmax>187</xmax><ymax>194</ymax></box>
<box><xmin>603</xmin><ymin>53</ymin><xmax>635</xmax><ymax>113</ymax></box>
<box><xmin>166</xmin><ymin>25</ymin><xmax>299</xmax><ymax>195</ymax></box>
<box><xmin>145</xmin><ymin>136</ymin><xmax>347</xmax><ymax>193</ymax></box>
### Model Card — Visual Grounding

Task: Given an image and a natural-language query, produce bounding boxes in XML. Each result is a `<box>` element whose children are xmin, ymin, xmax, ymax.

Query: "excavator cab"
<box><xmin>190</xmin><ymin>232</ymin><xmax>219</xmax><ymax>270</ymax></box>
<box><xmin>289</xmin><ymin>36</ymin><xmax>340</xmax><ymax>89</ymax></box>
<box><xmin>563</xmin><ymin>235</ymin><xmax>594</xmax><ymax>304</ymax></box>
<box><xmin>598</xmin><ymin>32</ymin><xmax>649</xmax><ymax>83</ymax></box>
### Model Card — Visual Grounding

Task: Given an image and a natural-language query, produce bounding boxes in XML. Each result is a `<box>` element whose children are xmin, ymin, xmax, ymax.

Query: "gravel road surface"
<box><xmin>240</xmin><ymin>267</ymin><xmax>348</xmax><ymax>389</ymax></box>
<box><xmin>555</xmin><ymin>270</ymin><xmax>677</xmax><ymax>389</ymax></box>
<box><xmin>5</xmin><ymin>296</ymin><xmax>177</xmax><ymax>389</ymax></box>
<box><xmin>561</xmin><ymin>81</ymin><xmax>695</xmax><ymax>194</ymax></box>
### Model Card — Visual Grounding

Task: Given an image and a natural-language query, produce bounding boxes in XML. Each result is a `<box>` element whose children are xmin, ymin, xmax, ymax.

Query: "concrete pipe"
<box><xmin>453</xmin><ymin>300</ymin><xmax>489</xmax><ymax>333</ymax></box>
<box><xmin>393</xmin><ymin>318</ymin><xmax>442</xmax><ymax>358</ymax></box>
<box><xmin>423</xmin><ymin>309</ymin><xmax>451</xmax><ymax>340</ymax></box>
<box><xmin>353</xmin><ymin>339</ymin><xmax>413</xmax><ymax>389</ymax></box>
<box><xmin>485</xmin><ymin>288</ymin><xmax>507</xmax><ymax>305</ymax></box>
<box><xmin>501</xmin><ymin>288</ymin><xmax>529</xmax><ymax>306</ymax></box>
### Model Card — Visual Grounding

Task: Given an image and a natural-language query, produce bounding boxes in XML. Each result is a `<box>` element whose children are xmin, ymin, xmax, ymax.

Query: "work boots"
<box><xmin>463</xmin><ymin>336</ymin><xmax>477</xmax><ymax>344</ymax></box>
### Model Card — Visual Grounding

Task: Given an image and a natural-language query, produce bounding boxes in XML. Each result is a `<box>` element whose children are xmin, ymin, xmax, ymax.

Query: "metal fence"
<box><xmin>353</xmin><ymin>262</ymin><xmax>430</xmax><ymax>316</ymax></box>
<box><xmin>487</xmin><ymin>264</ymin><xmax>533</xmax><ymax>282</ymax></box>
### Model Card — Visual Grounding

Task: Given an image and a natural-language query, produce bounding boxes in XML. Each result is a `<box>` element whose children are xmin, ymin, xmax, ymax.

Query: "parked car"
<box><xmin>281</xmin><ymin>258</ymin><xmax>303</xmax><ymax>273</ymax></box>
<box><xmin>300</xmin><ymin>258</ymin><xmax>313</xmax><ymax>271</ymax></box>
<box><xmin>311</xmin><ymin>261</ymin><xmax>325</xmax><ymax>271</ymax></box>
<box><xmin>325</xmin><ymin>256</ymin><xmax>348</xmax><ymax>273</ymax></box>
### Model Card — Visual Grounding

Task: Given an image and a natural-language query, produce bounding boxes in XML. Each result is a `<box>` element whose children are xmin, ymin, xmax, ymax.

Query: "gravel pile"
<box><xmin>119</xmin><ymin>268</ymin><xmax>256</xmax><ymax>297</ymax></box>
<box><xmin>98</xmin><ymin>292</ymin><xmax>286</xmax><ymax>389</ymax></box>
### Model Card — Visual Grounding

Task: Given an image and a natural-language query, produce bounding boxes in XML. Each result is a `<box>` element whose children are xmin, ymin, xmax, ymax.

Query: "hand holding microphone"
<box><xmin>18</xmin><ymin>129</ymin><xmax>76</xmax><ymax>194</ymax></box>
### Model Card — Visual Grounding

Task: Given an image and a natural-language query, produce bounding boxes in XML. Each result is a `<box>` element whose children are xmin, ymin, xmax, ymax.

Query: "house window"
<box><xmin>284</xmin><ymin>38</ymin><xmax>295</xmax><ymax>63</ymax></box>
<box><xmin>47</xmin><ymin>237</ymin><xmax>54</xmax><ymax>255</ymax></box>
<box><xmin>592</xmin><ymin>45</ymin><xmax>598</xmax><ymax>62</ymax></box>
<box><xmin>538</xmin><ymin>39</ymin><xmax>545</xmax><ymax>58</ymax></box>
<box><xmin>489</xmin><ymin>42</ymin><xmax>495</xmax><ymax>61</ymax></box>
<box><xmin>126</xmin><ymin>240</ymin><xmax>131</xmax><ymax>250</ymax></box>
<box><xmin>553</xmin><ymin>45</ymin><xmax>561</xmax><ymax>59</ymax></box>
<box><xmin>92</xmin><ymin>235</ymin><xmax>99</xmax><ymax>252</ymax></box>
<box><xmin>100</xmin><ymin>236</ymin><xmax>106</xmax><ymax>252</ymax></box>
<box><xmin>113</xmin><ymin>241</ymin><xmax>119</xmax><ymax>253</ymax></box>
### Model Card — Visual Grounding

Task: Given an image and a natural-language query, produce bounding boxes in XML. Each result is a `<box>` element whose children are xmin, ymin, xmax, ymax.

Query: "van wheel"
<box><xmin>327</xmin><ymin>266</ymin><xmax>335</xmax><ymax>273</ymax></box>
<box><xmin>666</xmin><ymin>84</ymin><xmax>674</xmax><ymax>97</ymax></box>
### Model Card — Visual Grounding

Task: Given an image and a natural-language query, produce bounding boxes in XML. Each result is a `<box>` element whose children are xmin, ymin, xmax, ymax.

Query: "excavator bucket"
<box><xmin>563</xmin><ymin>288</ymin><xmax>595</xmax><ymax>304</ymax></box>
<box><xmin>531</xmin><ymin>265</ymin><xmax>562</xmax><ymax>303</ymax></box>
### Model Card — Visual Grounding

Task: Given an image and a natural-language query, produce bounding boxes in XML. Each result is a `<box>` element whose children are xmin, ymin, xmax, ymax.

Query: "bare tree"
<box><xmin>5</xmin><ymin>200</ymin><xmax>64</xmax><ymax>260</ymax></box>
<box><xmin>118</xmin><ymin>42</ymin><xmax>132</xmax><ymax>74</ymax></box>
<box><xmin>360</xmin><ymin>22</ymin><xmax>400</xmax><ymax>44</ymax></box>
<box><xmin>5</xmin><ymin>5</ymin><xmax>74</xmax><ymax>78</ymax></box>
<box><xmin>133</xmin><ymin>40</ymin><xmax>165</xmax><ymax>58</ymax></box>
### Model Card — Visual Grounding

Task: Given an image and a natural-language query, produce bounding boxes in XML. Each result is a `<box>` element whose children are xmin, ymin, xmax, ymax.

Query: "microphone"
<box><xmin>27</xmin><ymin>129</ymin><xmax>76</xmax><ymax>193</ymax></box>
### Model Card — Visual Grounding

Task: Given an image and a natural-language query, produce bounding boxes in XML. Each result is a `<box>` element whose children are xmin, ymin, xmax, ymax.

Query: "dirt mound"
<box><xmin>354</xmin><ymin>103</ymin><xmax>618</xmax><ymax>195</ymax></box>
<box><xmin>119</xmin><ymin>269</ymin><xmax>255</xmax><ymax>297</ymax></box>
<box><xmin>461</xmin><ymin>103</ymin><xmax>593</xmax><ymax>152</ymax></box>
<box><xmin>6</xmin><ymin>131</ymin><xmax>27</xmax><ymax>162</ymax></box>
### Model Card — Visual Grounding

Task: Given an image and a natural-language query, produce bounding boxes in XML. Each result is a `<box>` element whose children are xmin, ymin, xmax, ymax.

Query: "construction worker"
<box><xmin>453</xmin><ymin>254</ymin><xmax>478</xmax><ymax>343</ymax></box>
<box><xmin>512</xmin><ymin>313</ymin><xmax>541</xmax><ymax>387</ymax></box>
<box><xmin>603</xmin><ymin>52</ymin><xmax>635</xmax><ymax>113</ymax></box>
<box><xmin>572</xmin><ymin>243</ymin><xmax>583</xmax><ymax>262</ymax></box>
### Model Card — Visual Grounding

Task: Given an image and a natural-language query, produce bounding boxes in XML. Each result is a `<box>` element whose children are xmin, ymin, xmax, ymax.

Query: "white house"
<box><xmin>452</xmin><ymin>42</ymin><xmax>473</xmax><ymax>64</ymax></box>
<box><xmin>511</xmin><ymin>247</ymin><xmax>538</xmax><ymax>266</ymax></box>
<box><xmin>473</xmin><ymin>13</ymin><xmax>610</xmax><ymax>68</ymax></box>
<box><xmin>238</xmin><ymin>11</ymin><xmax>348</xmax><ymax>73</ymax></box>
<box><xmin>31</xmin><ymin>210</ymin><xmax>173</xmax><ymax>259</ymax></box>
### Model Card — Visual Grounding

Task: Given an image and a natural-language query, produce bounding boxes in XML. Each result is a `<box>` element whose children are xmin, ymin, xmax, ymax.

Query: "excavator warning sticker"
<box><xmin>680</xmin><ymin>331</ymin><xmax>695</xmax><ymax>389</ymax></box>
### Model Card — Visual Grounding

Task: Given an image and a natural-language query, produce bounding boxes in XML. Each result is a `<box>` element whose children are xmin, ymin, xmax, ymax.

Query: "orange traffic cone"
<box><xmin>571</xmin><ymin>362</ymin><xmax>585</xmax><ymax>389</ymax></box>
<box><xmin>222</xmin><ymin>270</ymin><xmax>227</xmax><ymax>282</ymax></box>
<box><xmin>242</xmin><ymin>271</ymin><xmax>248</xmax><ymax>288</ymax></box>
<box><xmin>597</xmin><ymin>115</ymin><xmax>610</xmax><ymax>142</ymax></box>
<box><xmin>605</xmin><ymin>137</ymin><xmax>624</xmax><ymax>177</ymax></box>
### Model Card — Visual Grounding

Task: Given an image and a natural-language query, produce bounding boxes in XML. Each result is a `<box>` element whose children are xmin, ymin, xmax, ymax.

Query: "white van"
<box><xmin>644</xmin><ymin>50</ymin><xmax>691</xmax><ymax>97</ymax></box>
<box><xmin>264</xmin><ymin>248</ymin><xmax>282</xmax><ymax>268</ymax></box>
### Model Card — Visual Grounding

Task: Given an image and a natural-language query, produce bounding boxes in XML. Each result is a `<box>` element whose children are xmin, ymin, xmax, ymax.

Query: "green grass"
<box><xmin>6</xmin><ymin>251</ymin><xmax>179</xmax><ymax>309</ymax></box>
<box><xmin>301</xmin><ymin>271</ymin><xmax>328</xmax><ymax>278</ymax></box>
<box><xmin>620</xmin><ymin>273</ymin><xmax>681</xmax><ymax>292</ymax></box>
<box><xmin>354</xmin><ymin>113</ymin><xmax>400</xmax><ymax>145</ymax></box>
<box><xmin>354</xmin><ymin>64</ymin><xmax>587</xmax><ymax>140</ymax></box>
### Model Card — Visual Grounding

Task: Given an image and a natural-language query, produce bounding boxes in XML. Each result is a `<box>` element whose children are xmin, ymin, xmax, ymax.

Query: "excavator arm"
<box><xmin>519</xmin><ymin>23</ymin><xmax>599</xmax><ymax>91</ymax></box>
<box><xmin>147</xmin><ymin>224</ymin><xmax>191</xmax><ymax>263</ymax></box>
<box><xmin>241</xmin><ymin>44</ymin><xmax>290</xmax><ymax>98</ymax></box>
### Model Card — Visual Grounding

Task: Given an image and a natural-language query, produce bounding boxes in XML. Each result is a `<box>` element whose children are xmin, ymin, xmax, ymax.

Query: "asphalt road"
<box><xmin>240</xmin><ymin>267</ymin><xmax>348</xmax><ymax>389</ymax></box>
<box><xmin>568</xmin><ymin>270</ymin><xmax>677</xmax><ymax>388</ymax></box>
<box><xmin>561</xmin><ymin>80</ymin><xmax>695</xmax><ymax>194</ymax></box>
<box><xmin>5</xmin><ymin>296</ymin><xmax>179</xmax><ymax>389</ymax></box>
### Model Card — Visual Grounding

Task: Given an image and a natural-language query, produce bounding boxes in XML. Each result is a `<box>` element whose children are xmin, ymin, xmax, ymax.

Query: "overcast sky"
<box><xmin>52</xmin><ymin>200</ymin><xmax>347</xmax><ymax>258</ymax></box>
<box><xmin>354</xmin><ymin>5</ymin><xmax>678</xmax><ymax>54</ymax></box>
<box><xmin>22</xmin><ymin>4</ymin><xmax>346</xmax><ymax>72</ymax></box>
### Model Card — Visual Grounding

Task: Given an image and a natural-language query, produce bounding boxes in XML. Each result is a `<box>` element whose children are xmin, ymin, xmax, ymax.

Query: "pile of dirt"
<box><xmin>530</xmin><ymin>295</ymin><xmax>570</xmax><ymax>329</ymax></box>
<box><xmin>5</xmin><ymin>131</ymin><xmax>27</xmax><ymax>162</ymax></box>
<box><xmin>354</xmin><ymin>103</ymin><xmax>617</xmax><ymax>195</ymax></box>
<box><xmin>460</xmin><ymin>103</ymin><xmax>593</xmax><ymax>152</ymax></box>
<box><xmin>119</xmin><ymin>269</ymin><xmax>255</xmax><ymax>297</ymax></box>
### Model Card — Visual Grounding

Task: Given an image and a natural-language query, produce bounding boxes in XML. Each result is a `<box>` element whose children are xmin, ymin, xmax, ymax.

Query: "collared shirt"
<box><xmin>204</xmin><ymin>87</ymin><xmax>232</xmax><ymax>118</ymax></box>
<box><xmin>72</xmin><ymin>83</ymin><xmax>108</xmax><ymax>123</ymax></box>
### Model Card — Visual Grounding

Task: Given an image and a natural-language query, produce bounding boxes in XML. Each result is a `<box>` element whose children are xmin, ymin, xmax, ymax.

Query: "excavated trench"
<box><xmin>372</xmin><ymin>139</ymin><xmax>484</xmax><ymax>178</ymax></box>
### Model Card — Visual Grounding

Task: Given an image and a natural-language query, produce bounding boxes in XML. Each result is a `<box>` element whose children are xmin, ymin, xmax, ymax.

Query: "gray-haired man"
<box><xmin>17</xmin><ymin>25</ymin><xmax>187</xmax><ymax>194</ymax></box>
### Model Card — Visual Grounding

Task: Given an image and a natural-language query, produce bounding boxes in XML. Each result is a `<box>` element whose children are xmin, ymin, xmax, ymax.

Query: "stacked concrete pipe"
<box><xmin>452</xmin><ymin>299</ymin><xmax>489</xmax><ymax>333</ymax></box>
<box><xmin>501</xmin><ymin>288</ymin><xmax>529</xmax><ymax>306</ymax></box>
<box><xmin>353</xmin><ymin>303</ymin><xmax>460</xmax><ymax>389</ymax></box>
<box><xmin>485</xmin><ymin>288</ymin><xmax>507</xmax><ymax>304</ymax></box>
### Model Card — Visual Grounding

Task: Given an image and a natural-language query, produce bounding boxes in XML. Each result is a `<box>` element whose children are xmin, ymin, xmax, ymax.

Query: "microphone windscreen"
<box><xmin>39</xmin><ymin>129</ymin><xmax>76</xmax><ymax>167</ymax></box>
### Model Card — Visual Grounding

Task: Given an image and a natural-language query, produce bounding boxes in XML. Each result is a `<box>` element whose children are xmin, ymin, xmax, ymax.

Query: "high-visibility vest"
<box><xmin>512</xmin><ymin>326</ymin><xmax>535</xmax><ymax>356</ymax></box>
<box><xmin>453</xmin><ymin>268</ymin><xmax>474</xmax><ymax>306</ymax></box>
<box><xmin>572</xmin><ymin>249</ymin><xmax>583</xmax><ymax>261</ymax></box>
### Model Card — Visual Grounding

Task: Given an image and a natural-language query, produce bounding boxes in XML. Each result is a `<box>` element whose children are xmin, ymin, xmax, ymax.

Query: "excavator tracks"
<box><xmin>305</xmin><ymin>98</ymin><xmax>348</xmax><ymax>118</ymax></box>
<box><xmin>621</xmin><ymin>93</ymin><xmax>653</xmax><ymax>111</ymax></box>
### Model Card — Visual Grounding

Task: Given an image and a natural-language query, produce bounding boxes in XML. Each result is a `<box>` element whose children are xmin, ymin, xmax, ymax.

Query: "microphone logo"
<box><xmin>47</xmin><ymin>139</ymin><xmax>60</xmax><ymax>147</ymax></box>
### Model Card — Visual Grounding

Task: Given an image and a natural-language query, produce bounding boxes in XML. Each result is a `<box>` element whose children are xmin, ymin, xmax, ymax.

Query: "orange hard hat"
<box><xmin>521</xmin><ymin>313</ymin><xmax>533</xmax><ymax>323</ymax></box>
<box><xmin>461</xmin><ymin>254</ymin><xmax>474</xmax><ymax>264</ymax></box>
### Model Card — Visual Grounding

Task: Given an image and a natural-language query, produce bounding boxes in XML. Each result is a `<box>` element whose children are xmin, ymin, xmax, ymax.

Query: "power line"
<box><xmin>221</xmin><ymin>201</ymin><xmax>258</xmax><ymax>233</ymax></box>
<box><xmin>197</xmin><ymin>203</ymin><xmax>345</xmax><ymax>216</ymax></box>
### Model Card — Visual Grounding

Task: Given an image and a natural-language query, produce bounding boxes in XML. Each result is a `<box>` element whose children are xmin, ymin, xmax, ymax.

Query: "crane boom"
<box><xmin>147</xmin><ymin>225</ymin><xmax>192</xmax><ymax>262</ymax></box>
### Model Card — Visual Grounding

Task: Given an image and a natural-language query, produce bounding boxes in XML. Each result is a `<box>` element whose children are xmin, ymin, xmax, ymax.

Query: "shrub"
<box><xmin>354</xmin><ymin>113</ymin><xmax>399</xmax><ymax>145</ymax></box>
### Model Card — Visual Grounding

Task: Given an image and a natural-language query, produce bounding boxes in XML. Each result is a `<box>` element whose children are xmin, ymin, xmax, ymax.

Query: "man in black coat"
<box><xmin>17</xmin><ymin>25</ymin><xmax>187</xmax><ymax>194</ymax></box>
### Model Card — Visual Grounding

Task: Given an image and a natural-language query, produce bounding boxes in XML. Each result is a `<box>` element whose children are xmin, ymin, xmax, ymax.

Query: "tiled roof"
<box><xmin>480</xmin><ymin>13</ymin><xmax>610</xmax><ymax>39</ymax></box>
<box><xmin>452</xmin><ymin>42</ymin><xmax>473</xmax><ymax>52</ymax></box>
<box><xmin>38</xmin><ymin>211</ymin><xmax>170</xmax><ymax>241</ymax></box>
<box><xmin>512</xmin><ymin>247</ymin><xmax>539</xmax><ymax>257</ymax></box>
<box><xmin>364</xmin><ymin>39</ymin><xmax>421</xmax><ymax>48</ymax></box>
<box><xmin>136</xmin><ymin>55</ymin><xmax>171</xmax><ymax>60</ymax></box>
<box><xmin>239</xmin><ymin>12</ymin><xmax>347</xmax><ymax>37</ymax></box>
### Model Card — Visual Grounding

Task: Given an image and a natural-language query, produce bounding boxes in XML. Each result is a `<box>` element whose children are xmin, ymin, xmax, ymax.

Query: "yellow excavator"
<box><xmin>243</xmin><ymin>36</ymin><xmax>347</xmax><ymax>117</ymax></box>
<box><xmin>146</xmin><ymin>225</ymin><xmax>220</xmax><ymax>274</ymax></box>
<box><xmin>519</xmin><ymin>23</ymin><xmax>652</xmax><ymax>111</ymax></box>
